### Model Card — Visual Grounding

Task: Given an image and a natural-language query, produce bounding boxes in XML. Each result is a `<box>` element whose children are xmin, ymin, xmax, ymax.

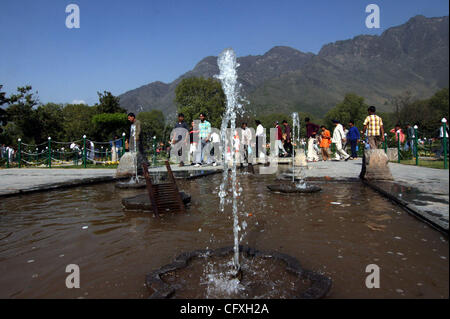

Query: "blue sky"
<box><xmin>0</xmin><ymin>0</ymin><xmax>448</xmax><ymax>105</ymax></box>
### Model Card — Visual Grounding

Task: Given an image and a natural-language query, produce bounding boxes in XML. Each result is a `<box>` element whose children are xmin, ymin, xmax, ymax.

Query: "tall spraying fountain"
<box><xmin>292</xmin><ymin>112</ymin><xmax>300</xmax><ymax>183</ymax></box>
<box><xmin>144</xmin><ymin>48</ymin><xmax>331</xmax><ymax>299</ymax></box>
<box><xmin>216</xmin><ymin>48</ymin><xmax>242</xmax><ymax>276</ymax></box>
<box><xmin>127</xmin><ymin>122</ymin><xmax>139</xmax><ymax>184</ymax></box>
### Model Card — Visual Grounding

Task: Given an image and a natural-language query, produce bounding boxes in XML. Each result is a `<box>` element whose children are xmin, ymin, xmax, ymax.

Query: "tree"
<box><xmin>428</xmin><ymin>88</ymin><xmax>449</xmax><ymax>121</ymax></box>
<box><xmin>175</xmin><ymin>77</ymin><xmax>226</xmax><ymax>129</ymax></box>
<box><xmin>324</xmin><ymin>93</ymin><xmax>368</xmax><ymax>129</ymax></box>
<box><xmin>91</xmin><ymin>113</ymin><xmax>128</xmax><ymax>141</ymax></box>
<box><xmin>390</xmin><ymin>91</ymin><xmax>413</xmax><ymax>124</ymax></box>
<box><xmin>396</xmin><ymin>88</ymin><xmax>449</xmax><ymax>137</ymax></box>
<box><xmin>0</xmin><ymin>85</ymin><xmax>9</xmax><ymax>141</ymax></box>
<box><xmin>136</xmin><ymin>110</ymin><xmax>166</xmax><ymax>149</ymax></box>
<box><xmin>62</xmin><ymin>103</ymin><xmax>97</xmax><ymax>141</ymax></box>
<box><xmin>6</xmin><ymin>86</ymin><xmax>40</xmax><ymax>144</ymax></box>
<box><xmin>96</xmin><ymin>91</ymin><xmax>125</xmax><ymax>114</ymax></box>
<box><xmin>36</xmin><ymin>103</ymin><xmax>65</xmax><ymax>142</ymax></box>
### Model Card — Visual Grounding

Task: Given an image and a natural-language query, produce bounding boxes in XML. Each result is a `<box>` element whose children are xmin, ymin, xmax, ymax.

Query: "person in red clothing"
<box><xmin>274</xmin><ymin>121</ymin><xmax>287</xmax><ymax>157</ymax></box>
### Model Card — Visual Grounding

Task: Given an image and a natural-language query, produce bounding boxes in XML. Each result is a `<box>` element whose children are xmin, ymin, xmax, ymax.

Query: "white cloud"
<box><xmin>72</xmin><ymin>99</ymin><xmax>87</xmax><ymax>105</ymax></box>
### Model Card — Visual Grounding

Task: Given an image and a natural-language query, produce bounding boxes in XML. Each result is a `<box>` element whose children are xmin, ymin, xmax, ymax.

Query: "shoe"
<box><xmin>194</xmin><ymin>163</ymin><xmax>201</xmax><ymax>167</ymax></box>
<box><xmin>213</xmin><ymin>162</ymin><xmax>217</xmax><ymax>167</ymax></box>
<box><xmin>345</xmin><ymin>156</ymin><xmax>350</xmax><ymax>161</ymax></box>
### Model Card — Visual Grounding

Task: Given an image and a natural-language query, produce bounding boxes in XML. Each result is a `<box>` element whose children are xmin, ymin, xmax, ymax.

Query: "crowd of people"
<box><xmin>1</xmin><ymin>107</ymin><xmax>448</xmax><ymax>167</ymax></box>
<box><xmin>164</xmin><ymin>106</ymin><xmax>449</xmax><ymax>167</ymax></box>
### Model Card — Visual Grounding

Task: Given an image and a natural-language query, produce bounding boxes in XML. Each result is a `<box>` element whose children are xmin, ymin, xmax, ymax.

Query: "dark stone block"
<box><xmin>122</xmin><ymin>192</ymin><xmax>191</xmax><ymax>212</ymax></box>
<box><xmin>267</xmin><ymin>183</ymin><xmax>322</xmax><ymax>193</ymax></box>
<box><xmin>145</xmin><ymin>246</ymin><xmax>332</xmax><ymax>299</ymax></box>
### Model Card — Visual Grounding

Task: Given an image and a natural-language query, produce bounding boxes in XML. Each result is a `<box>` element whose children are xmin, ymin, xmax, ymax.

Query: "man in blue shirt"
<box><xmin>347</xmin><ymin>120</ymin><xmax>361</xmax><ymax>159</ymax></box>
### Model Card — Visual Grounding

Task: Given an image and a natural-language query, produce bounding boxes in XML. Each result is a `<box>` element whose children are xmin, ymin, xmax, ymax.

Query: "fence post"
<box><xmin>6</xmin><ymin>147</ymin><xmax>9</xmax><ymax>168</ymax></box>
<box><xmin>429</xmin><ymin>138</ymin><xmax>432</xmax><ymax>157</ymax></box>
<box><xmin>48</xmin><ymin>137</ymin><xmax>52</xmax><ymax>168</ymax></box>
<box><xmin>18</xmin><ymin>138</ymin><xmax>21</xmax><ymax>168</ymax></box>
<box><xmin>122</xmin><ymin>132</ymin><xmax>126</xmax><ymax>158</ymax></box>
<box><xmin>442</xmin><ymin>118</ymin><xmax>448</xmax><ymax>169</ymax></box>
<box><xmin>152</xmin><ymin>136</ymin><xmax>157</xmax><ymax>166</ymax></box>
<box><xmin>397</xmin><ymin>131</ymin><xmax>401</xmax><ymax>163</ymax></box>
<box><xmin>414</xmin><ymin>125</ymin><xmax>419</xmax><ymax>166</ymax></box>
<box><xmin>83</xmin><ymin>135</ymin><xmax>87</xmax><ymax>168</ymax></box>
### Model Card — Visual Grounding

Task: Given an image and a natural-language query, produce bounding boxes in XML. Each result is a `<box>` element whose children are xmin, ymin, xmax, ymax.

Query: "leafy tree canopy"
<box><xmin>136</xmin><ymin>110</ymin><xmax>166</xmax><ymax>148</ymax></box>
<box><xmin>324</xmin><ymin>93</ymin><xmax>368</xmax><ymax>130</ymax></box>
<box><xmin>92</xmin><ymin>113</ymin><xmax>129</xmax><ymax>141</ymax></box>
<box><xmin>96</xmin><ymin>91</ymin><xmax>125</xmax><ymax>114</ymax></box>
<box><xmin>175</xmin><ymin>77</ymin><xmax>225</xmax><ymax>129</ymax></box>
<box><xmin>5</xmin><ymin>86</ymin><xmax>41</xmax><ymax>143</ymax></box>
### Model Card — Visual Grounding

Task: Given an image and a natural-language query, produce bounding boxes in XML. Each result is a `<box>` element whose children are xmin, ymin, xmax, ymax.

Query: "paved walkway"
<box><xmin>0</xmin><ymin>168</ymin><xmax>117</xmax><ymax>196</ymax></box>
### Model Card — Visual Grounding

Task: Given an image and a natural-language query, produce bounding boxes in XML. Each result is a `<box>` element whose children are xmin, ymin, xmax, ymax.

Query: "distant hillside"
<box><xmin>119</xmin><ymin>15</ymin><xmax>449</xmax><ymax>119</ymax></box>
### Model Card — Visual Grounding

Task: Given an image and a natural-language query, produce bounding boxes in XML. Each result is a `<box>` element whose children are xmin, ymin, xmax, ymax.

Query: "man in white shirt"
<box><xmin>210</xmin><ymin>131</ymin><xmax>221</xmax><ymax>166</ymax></box>
<box><xmin>332</xmin><ymin>120</ymin><xmax>350</xmax><ymax>161</ymax></box>
<box><xmin>255</xmin><ymin>120</ymin><xmax>266</xmax><ymax>161</ymax></box>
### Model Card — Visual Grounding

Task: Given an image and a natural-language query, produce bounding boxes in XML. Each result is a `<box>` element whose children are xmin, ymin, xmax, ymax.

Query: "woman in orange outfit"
<box><xmin>319</xmin><ymin>125</ymin><xmax>331</xmax><ymax>161</ymax></box>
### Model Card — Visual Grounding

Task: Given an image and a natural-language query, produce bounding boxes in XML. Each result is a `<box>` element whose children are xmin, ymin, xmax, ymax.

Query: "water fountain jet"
<box><xmin>144</xmin><ymin>49</ymin><xmax>330</xmax><ymax>299</ymax></box>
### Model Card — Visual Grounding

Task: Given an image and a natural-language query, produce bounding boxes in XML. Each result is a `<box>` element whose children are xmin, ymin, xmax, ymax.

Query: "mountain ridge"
<box><xmin>119</xmin><ymin>15</ymin><xmax>449</xmax><ymax>119</ymax></box>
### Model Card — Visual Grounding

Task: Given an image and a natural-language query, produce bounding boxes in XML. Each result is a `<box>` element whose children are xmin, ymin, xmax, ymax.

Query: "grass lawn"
<box><xmin>395</xmin><ymin>159</ymin><xmax>449</xmax><ymax>169</ymax></box>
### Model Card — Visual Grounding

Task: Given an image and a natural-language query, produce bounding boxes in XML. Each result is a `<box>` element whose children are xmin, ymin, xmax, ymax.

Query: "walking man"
<box><xmin>332</xmin><ymin>120</ymin><xmax>350</xmax><ymax>161</ymax></box>
<box><xmin>347</xmin><ymin>120</ymin><xmax>360</xmax><ymax>159</ymax></box>
<box><xmin>363</xmin><ymin>106</ymin><xmax>385</xmax><ymax>149</ymax></box>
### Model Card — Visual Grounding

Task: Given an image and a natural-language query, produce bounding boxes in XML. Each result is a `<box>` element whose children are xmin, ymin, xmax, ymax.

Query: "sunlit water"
<box><xmin>216</xmin><ymin>48</ymin><xmax>243</xmax><ymax>277</ymax></box>
<box><xmin>0</xmin><ymin>166</ymin><xmax>448</xmax><ymax>298</ymax></box>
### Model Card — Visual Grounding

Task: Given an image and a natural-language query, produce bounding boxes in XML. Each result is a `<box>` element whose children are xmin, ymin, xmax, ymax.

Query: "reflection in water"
<box><xmin>0</xmin><ymin>166</ymin><xmax>448</xmax><ymax>299</ymax></box>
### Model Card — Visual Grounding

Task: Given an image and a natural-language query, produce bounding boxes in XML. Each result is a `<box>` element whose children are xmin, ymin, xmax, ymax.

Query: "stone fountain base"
<box><xmin>122</xmin><ymin>192</ymin><xmax>191</xmax><ymax>211</ymax></box>
<box><xmin>115</xmin><ymin>180</ymin><xmax>147</xmax><ymax>189</ymax></box>
<box><xmin>146</xmin><ymin>245</ymin><xmax>331</xmax><ymax>299</ymax></box>
<box><xmin>267</xmin><ymin>183</ymin><xmax>322</xmax><ymax>193</ymax></box>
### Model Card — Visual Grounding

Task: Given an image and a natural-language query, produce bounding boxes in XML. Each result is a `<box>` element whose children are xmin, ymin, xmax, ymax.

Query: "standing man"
<box><xmin>127</xmin><ymin>112</ymin><xmax>148</xmax><ymax>172</ymax></box>
<box><xmin>282</xmin><ymin>120</ymin><xmax>292</xmax><ymax>157</ymax></box>
<box><xmin>275</xmin><ymin>121</ymin><xmax>287</xmax><ymax>157</ymax></box>
<box><xmin>171</xmin><ymin>113</ymin><xmax>189</xmax><ymax>167</ymax></box>
<box><xmin>332</xmin><ymin>120</ymin><xmax>350</xmax><ymax>161</ymax></box>
<box><xmin>405</xmin><ymin>123</ymin><xmax>415</xmax><ymax>154</ymax></box>
<box><xmin>255</xmin><ymin>120</ymin><xmax>266</xmax><ymax>161</ymax></box>
<box><xmin>347</xmin><ymin>120</ymin><xmax>361</xmax><ymax>159</ymax></box>
<box><xmin>195</xmin><ymin>113</ymin><xmax>212</xmax><ymax>167</ymax></box>
<box><xmin>363</xmin><ymin>106</ymin><xmax>385</xmax><ymax>149</ymax></box>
